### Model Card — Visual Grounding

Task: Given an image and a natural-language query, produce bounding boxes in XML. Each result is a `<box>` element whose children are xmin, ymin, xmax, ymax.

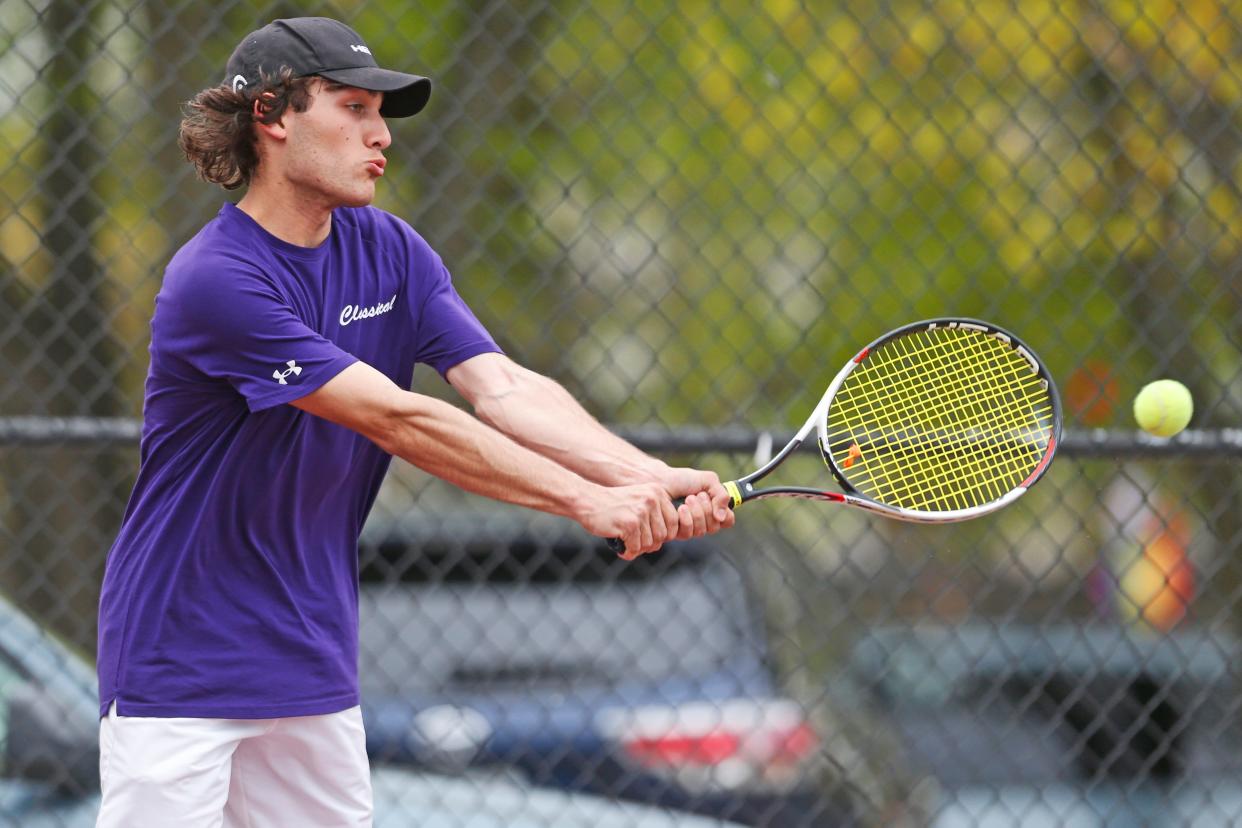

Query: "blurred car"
<box><xmin>356</xmin><ymin>510</ymin><xmax>850</xmax><ymax>826</ymax></box>
<box><xmin>0</xmin><ymin>592</ymin><xmax>748</xmax><ymax>828</ymax></box>
<box><xmin>842</xmin><ymin>622</ymin><xmax>1242</xmax><ymax>828</ymax></box>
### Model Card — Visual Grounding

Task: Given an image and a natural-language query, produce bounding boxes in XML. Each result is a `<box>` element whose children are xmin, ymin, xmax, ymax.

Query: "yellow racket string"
<box><xmin>825</xmin><ymin>328</ymin><xmax>1054</xmax><ymax>512</ymax></box>
<box><xmin>842</xmin><ymin>335</ymin><xmax>1050</xmax><ymax>509</ymax></box>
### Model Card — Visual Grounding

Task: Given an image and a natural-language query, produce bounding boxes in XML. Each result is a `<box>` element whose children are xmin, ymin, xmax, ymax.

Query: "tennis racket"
<box><xmin>609</xmin><ymin>318</ymin><xmax>1060</xmax><ymax>553</ymax></box>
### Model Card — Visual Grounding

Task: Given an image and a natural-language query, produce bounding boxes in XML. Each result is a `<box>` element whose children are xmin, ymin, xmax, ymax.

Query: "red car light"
<box><xmin>626</xmin><ymin>730</ymin><xmax>743</xmax><ymax>766</ymax></box>
<box><xmin>599</xmin><ymin>699</ymin><xmax>820</xmax><ymax>792</ymax></box>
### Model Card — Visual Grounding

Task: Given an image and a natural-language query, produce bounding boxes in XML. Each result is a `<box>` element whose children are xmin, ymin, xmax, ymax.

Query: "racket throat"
<box><xmin>733</xmin><ymin>480</ymin><xmax>846</xmax><ymax>505</ymax></box>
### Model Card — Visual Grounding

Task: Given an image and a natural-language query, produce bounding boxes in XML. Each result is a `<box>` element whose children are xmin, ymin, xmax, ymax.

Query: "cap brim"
<box><xmin>317</xmin><ymin>66</ymin><xmax>431</xmax><ymax>118</ymax></box>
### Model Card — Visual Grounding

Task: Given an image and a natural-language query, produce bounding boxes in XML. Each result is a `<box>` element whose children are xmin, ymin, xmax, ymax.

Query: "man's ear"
<box><xmin>252</xmin><ymin>95</ymin><xmax>288</xmax><ymax>141</ymax></box>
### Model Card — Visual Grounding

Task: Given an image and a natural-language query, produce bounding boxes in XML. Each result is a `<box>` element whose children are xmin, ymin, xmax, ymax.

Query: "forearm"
<box><xmin>469</xmin><ymin>365</ymin><xmax>668</xmax><ymax>487</ymax></box>
<box><xmin>375</xmin><ymin>393</ymin><xmax>606</xmax><ymax>519</ymax></box>
<box><xmin>292</xmin><ymin>362</ymin><xmax>601</xmax><ymax>519</ymax></box>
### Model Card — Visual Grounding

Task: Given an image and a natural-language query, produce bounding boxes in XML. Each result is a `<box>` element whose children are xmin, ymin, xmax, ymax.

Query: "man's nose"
<box><xmin>370</xmin><ymin>114</ymin><xmax>391</xmax><ymax>150</ymax></box>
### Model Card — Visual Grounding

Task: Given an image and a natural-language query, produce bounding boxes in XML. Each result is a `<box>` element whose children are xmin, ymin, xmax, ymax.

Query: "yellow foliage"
<box><xmin>910</xmin><ymin>121</ymin><xmax>947</xmax><ymax>164</ymax></box>
<box><xmin>741</xmin><ymin>121</ymin><xmax>773</xmax><ymax>157</ymax></box>
<box><xmin>0</xmin><ymin>212</ymin><xmax>41</xmax><ymax>274</ymax></box>
<box><xmin>764</xmin><ymin>98</ymin><xmax>800</xmax><ymax>135</ymax></box>
<box><xmin>1000</xmin><ymin>235</ymin><xmax>1035</xmax><ymax>272</ymax></box>
<box><xmin>699</xmin><ymin>65</ymin><xmax>736</xmax><ymax>109</ymax></box>
<box><xmin>909</xmin><ymin>14</ymin><xmax>945</xmax><ymax>56</ymax></box>
<box><xmin>1206</xmin><ymin>183</ymin><xmax>1239</xmax><ymax>245</ymax></box>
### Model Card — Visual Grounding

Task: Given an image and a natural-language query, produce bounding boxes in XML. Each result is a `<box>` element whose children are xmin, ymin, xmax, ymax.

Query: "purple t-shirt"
<box><xmin>97</xmin><ymin>203</ymin><xmax>499</xmax><ymax>718</ymax></box>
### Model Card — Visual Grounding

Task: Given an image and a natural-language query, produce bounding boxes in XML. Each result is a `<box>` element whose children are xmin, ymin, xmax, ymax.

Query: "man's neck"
<box><xmin>236</xmin><ymin>178</ymin><xmax>333</xmax><ymax>248</ymax></box>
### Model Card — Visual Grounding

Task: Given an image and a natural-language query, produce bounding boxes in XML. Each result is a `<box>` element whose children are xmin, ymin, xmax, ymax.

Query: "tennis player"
<box><xmin>95</xmin><ymin>16</ymin><xmax>733</xmax><ymax>827</ymax></box>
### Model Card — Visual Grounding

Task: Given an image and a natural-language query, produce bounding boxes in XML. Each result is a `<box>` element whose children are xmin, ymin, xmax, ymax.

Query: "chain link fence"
<box><xmin>4</xmin><ymin>0</ymin><xmax>1242</xmax><ymax>825</ymax></box>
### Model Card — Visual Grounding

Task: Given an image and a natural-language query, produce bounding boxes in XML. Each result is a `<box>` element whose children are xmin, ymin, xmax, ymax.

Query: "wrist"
<box><xmin>588</xmin><ymin>454</ymin><xmax>668</xmax><ymax>488</ymax></box>
<box><xmin>566</xmin><ymin>481</ymin><xmax>611</xmax><ymax>524</ymax></box>
<box><xmin>639</xmin><ymin>458</ymin><xmax>673</xmax><ymax>484</ymax></box>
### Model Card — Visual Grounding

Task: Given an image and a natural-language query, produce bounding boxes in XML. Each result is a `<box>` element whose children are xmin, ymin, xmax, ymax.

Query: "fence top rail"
<box><xmin>1</xmin><ymin>417</ymin><xmax>1239</xmax><ymax>458</ymax></box>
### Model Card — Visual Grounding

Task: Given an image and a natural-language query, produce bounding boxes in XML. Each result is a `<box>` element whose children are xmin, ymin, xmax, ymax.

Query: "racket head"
<box><xmin>815</xmin><ymin>318</ymin><xmax>1061</xmax><ymax>522</ymax></box>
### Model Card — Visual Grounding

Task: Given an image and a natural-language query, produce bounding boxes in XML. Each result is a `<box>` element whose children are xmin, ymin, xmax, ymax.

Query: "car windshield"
<box><xmin>356</xmin><ymin>514</ymin><xmax>762</xmax><ymax>694</ymax></box>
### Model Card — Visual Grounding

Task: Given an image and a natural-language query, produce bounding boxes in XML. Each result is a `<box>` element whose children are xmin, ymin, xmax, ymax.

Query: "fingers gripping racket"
<box><xmin>608</xmin><ymin>319</ymin><xmax>1060</xmax><ymax>553</ymax></box>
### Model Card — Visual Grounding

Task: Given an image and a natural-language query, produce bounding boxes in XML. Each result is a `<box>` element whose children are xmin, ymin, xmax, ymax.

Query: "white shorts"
<box><xmin>95</xmin><ymin>702</ymin><xmax>373</xmax><ymax>828</ymax></box>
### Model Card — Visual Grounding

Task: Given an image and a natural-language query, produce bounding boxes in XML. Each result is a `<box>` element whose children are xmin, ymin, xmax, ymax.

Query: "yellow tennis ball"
<box><xmin>1133</xmin><ymin>380</ymin><xmax>1193</xmax><ymax>437</ymax></box>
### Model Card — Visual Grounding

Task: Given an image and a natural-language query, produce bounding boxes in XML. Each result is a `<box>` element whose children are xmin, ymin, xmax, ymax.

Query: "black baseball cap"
<box><xmin>225</xmin><ymin>17</ymin><xmax>431</xmax><ymax>118</ymax></box>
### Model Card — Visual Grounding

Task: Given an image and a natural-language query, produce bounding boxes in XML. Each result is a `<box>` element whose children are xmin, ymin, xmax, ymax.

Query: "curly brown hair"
<box><xmin>178</xmin><ymin>68</ymin><xmax>316</xmax><ymax>189</ymax></box>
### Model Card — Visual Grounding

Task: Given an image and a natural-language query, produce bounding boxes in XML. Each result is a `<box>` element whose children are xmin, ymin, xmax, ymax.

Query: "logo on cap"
<box><xmin>349</xmin><ymin>44</ymin><xmax>372</xmax><ymax>54</ymax></box>
<box><xmin>232</xmin><ymin>74</ymin><xmax>247</xmax><ymax>93</ymax></box>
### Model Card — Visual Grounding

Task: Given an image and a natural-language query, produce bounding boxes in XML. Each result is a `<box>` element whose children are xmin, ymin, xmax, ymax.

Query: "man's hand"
<box><xmin>576</xmin><ymin>482</ymin><xmax>681</xmax><ymax>560</ymax></box>
<box><xmin>658</xmin><ymin>467</ymin><xmax>737</xmax><ymax>541</ymax></box>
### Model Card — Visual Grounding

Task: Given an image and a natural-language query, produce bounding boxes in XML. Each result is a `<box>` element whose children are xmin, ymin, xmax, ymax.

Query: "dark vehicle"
<box><xmin>844</xmin><ymin>622</ymin><xmax>1242</xmax><ymax>827</ymax></box>
<box><xmin>356</xmin><ymin>510</ymin><xmax>844</xmax><ymax>826</ymax></box>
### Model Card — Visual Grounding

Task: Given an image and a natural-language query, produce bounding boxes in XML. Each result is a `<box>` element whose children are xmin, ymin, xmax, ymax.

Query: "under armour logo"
<box><xmin>273</xmin><ymin>360</ymin><xmax>302</xmax><ymax>385</ymax></box>
<box><xmin>349</xmin><ymin>44</ymin><xmax>372</xmax><ymax>54</ymax></box>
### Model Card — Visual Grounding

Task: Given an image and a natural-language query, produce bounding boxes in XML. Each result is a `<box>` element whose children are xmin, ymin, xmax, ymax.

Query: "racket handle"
<box><xmin>606</xmin><ymin>497</ymin><xmax>686</xmax><ymax>555</ymax></box>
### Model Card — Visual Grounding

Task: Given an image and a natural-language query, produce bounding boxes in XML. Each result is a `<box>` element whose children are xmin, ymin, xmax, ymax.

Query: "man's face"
<box><xmin>278</xmin><ymin>80</ymin><xmax>391</xmax><ymax>209</ymax></box>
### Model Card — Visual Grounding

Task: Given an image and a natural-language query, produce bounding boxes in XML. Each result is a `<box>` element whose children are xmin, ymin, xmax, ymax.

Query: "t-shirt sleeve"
<box><xmin>412</xmin><ymin>258</ymin><xmax>502</xmax><ymax>379</ymax></box>
<box><xmin>160</xmin><ymin>261</ymin><xmax>358</xmax><ymax>412</ymax></box>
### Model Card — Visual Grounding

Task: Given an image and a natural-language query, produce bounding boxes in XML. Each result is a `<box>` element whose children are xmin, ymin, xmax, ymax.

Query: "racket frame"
<box><xmin>726</xmin><ymin>318</ymin><xmax>1061</xmax><ymax>524</ymax></box>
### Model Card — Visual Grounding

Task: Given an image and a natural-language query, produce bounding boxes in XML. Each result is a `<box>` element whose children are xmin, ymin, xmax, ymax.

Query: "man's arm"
<box><xmin>290</xmin><ymin>361</ymin><xmax>679</xmax><ymax>557</ymax></box>
<box><xmin>446</xmin><ymin>353</ymin><xmax>734</xmax><ymax>534</ymax></box>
